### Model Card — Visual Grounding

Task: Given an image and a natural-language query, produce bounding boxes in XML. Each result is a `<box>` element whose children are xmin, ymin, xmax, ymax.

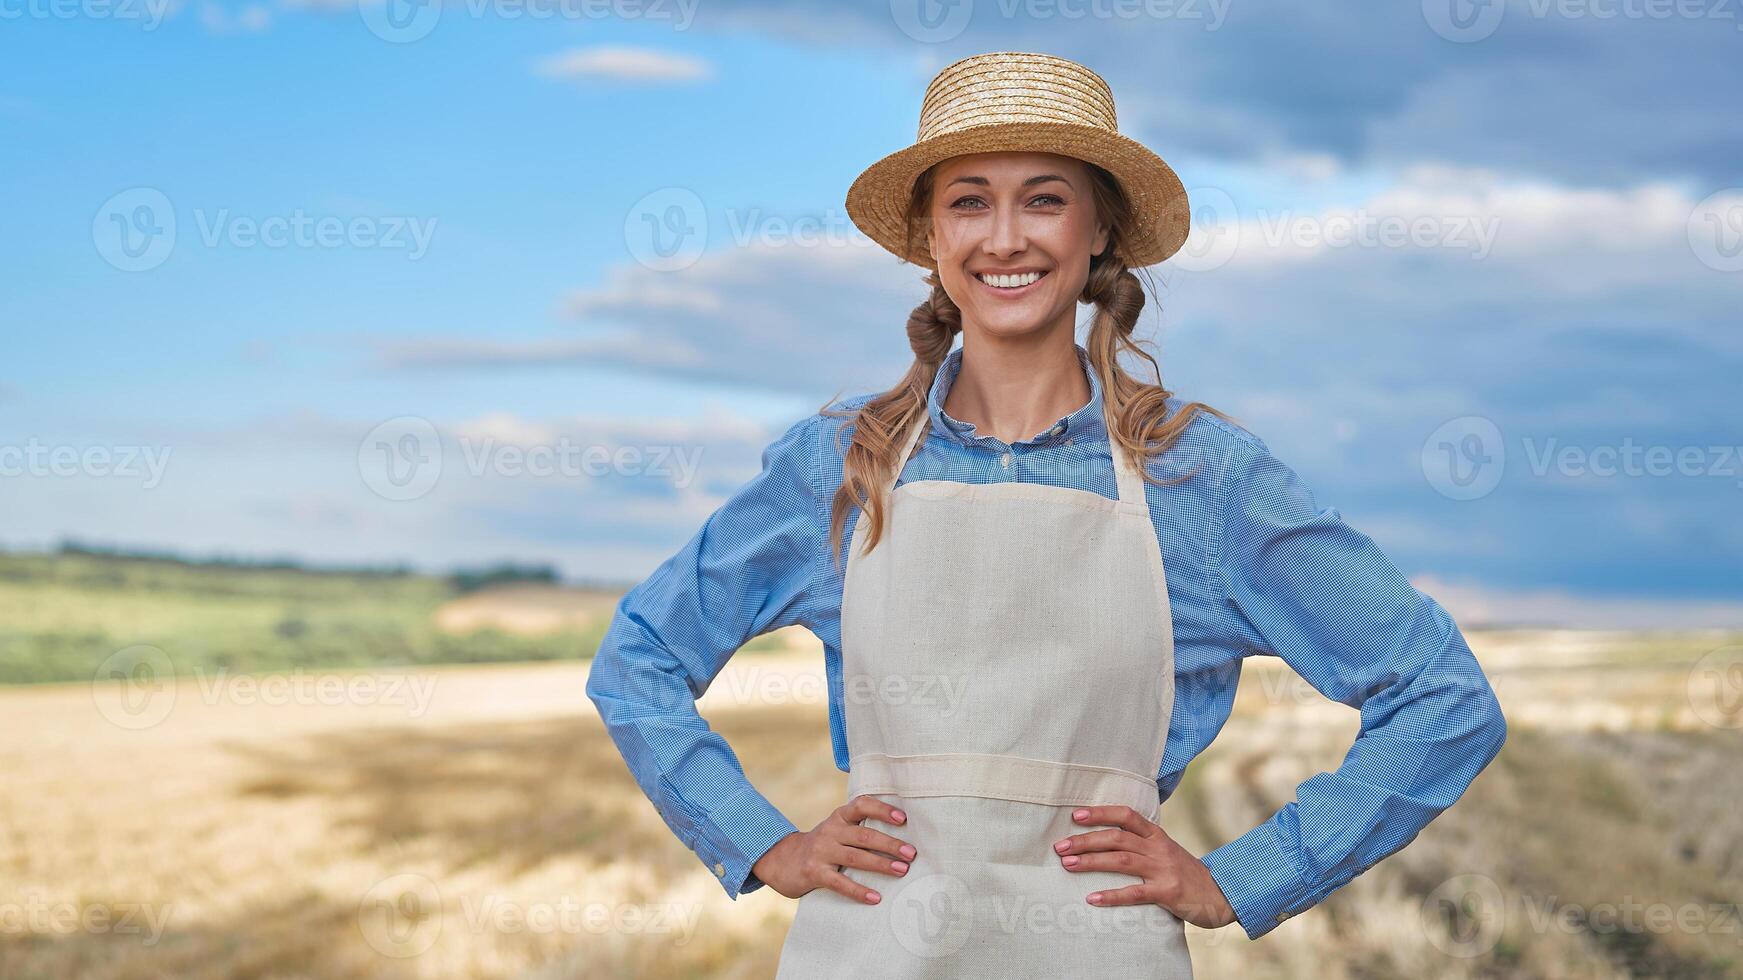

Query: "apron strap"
<box><xmin>1111</xmin><ymin>439</ymin><xmax>1146</xmax><ymax>509</ymax></box>
<box><xmin>885</xmin><ymin>407</ymin><xmax>930</xmax><ymax>498</ymax></box>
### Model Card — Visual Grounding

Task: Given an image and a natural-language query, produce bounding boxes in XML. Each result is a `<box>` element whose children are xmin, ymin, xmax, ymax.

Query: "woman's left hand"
<box><xmin>1051</xmin><ymin>804</ymin><xmax>1239</xmax><ymax>929</ymax></box>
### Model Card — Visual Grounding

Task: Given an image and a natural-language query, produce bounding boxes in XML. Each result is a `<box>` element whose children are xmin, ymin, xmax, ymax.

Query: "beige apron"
<box><xmin>775</xmin><ymin>406</ymin><xmax>1191</xmax><ymax>978</ymax></box>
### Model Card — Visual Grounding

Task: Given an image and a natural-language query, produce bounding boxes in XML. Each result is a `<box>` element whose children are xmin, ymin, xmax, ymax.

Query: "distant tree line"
<box><xmin>9</xmin><ymin>539</ymin><xmax>637</xmax><ymax>594</ymax></box>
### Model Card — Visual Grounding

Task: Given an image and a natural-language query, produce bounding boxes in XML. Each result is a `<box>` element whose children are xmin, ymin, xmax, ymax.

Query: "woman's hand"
<box><xmin>1051</xmin><ymin>804</ymin><xmax>1239</xmax><ymax>929</ymax></box>
<box><xmin>751</xmin><ymin>795</ymin><xmax>918</xmax><ymax>904</ymax></box>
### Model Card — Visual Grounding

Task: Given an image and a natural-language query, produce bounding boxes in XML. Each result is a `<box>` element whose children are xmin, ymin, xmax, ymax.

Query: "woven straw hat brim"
<box><xmin>846</xmin><ymin>120</ymin><xmax>1191</xmax><ymax>270</ymax></box>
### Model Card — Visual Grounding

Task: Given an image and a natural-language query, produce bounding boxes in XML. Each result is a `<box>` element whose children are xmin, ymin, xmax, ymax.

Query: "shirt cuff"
<box><xmin>1201</xmin><ymin>816</ymin><xmax>1317</xmax><ymax>940</ymax></box>
<box><xmin>697</xmin><ymin>782</ymin><xmax>799</xmax><ymax>899</ymax></box>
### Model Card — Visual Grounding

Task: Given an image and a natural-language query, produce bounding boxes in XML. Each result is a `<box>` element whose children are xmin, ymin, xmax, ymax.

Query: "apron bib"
<box><xmin>776</xmin><ymin>404</ymin><xmax>1191</xmax><ymax>979</ymax></box>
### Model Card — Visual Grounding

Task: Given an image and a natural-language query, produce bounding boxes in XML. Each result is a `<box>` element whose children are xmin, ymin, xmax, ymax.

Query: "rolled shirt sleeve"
<box><xmin>584</xmin><ymin>413</ymin><xmax>824</xmax><ymax>898</ymax></box>
<box><xmin>1199</xmin><ymin>438</ymin><xmax>1508</xmax><ymax>939</ymax></box>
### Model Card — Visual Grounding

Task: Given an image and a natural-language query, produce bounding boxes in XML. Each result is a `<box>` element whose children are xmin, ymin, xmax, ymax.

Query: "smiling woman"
<box><xmin>585</xmin><ymin>50</ymin><xmax>1508</xmax><ymax>980</ymax></box>
<box><xmin>933</xmin><ymin>160</ymin><xmax>1103</xmax><ymax>315</ymax></box>
<box><xmin>766</xmin><ymin>53</ymin><xmax>1226</xmax><ymax>979</ymax></box>
<box><xmin>829</xmin><ymin>49</ymin><xmax>1213</xmax><ymax>582</ymax></box>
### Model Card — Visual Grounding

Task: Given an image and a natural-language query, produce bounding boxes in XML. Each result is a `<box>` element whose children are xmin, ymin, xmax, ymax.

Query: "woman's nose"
<box><xmin>985</xmin><ymin>205</ymin><xmax>1028</xmax><ymax>256</ymax></box>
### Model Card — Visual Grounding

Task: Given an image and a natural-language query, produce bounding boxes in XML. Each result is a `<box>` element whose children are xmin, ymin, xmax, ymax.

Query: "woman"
<box><xmin>586</xmin><ymin>51</ymin><xmax>1507</xmax><ymax>977</ymax></box>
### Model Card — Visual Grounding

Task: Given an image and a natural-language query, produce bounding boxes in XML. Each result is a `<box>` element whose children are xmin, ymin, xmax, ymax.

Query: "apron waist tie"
<box><xmin>847</xmin><ymin>751</ymin><xmax>1160</xmax><ymax>819</ymax></box>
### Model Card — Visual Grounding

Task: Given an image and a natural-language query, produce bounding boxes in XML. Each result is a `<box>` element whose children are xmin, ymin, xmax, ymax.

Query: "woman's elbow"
<box><xmin>584</xmin><ymin>615</ymin><xmax>634</xmax><ymax>716</ymax></box>
<box><xmin>1474</xmin><ymin>682</ymin><xmax>1508</xmax><ymax>767</ymax></box>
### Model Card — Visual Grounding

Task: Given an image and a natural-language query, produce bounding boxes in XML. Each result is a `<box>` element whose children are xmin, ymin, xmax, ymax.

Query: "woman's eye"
<box><xmin>949</xmin><ymin>194</ymin><xmax>1066</xmax><ymax>210</ymax></box>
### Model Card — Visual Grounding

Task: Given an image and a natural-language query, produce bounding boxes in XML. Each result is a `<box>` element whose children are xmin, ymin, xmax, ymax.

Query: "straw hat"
<box><xmin>846</xmin><ymin>51</ymin><xmax>1191</xmax><ymax>270</ymax></box>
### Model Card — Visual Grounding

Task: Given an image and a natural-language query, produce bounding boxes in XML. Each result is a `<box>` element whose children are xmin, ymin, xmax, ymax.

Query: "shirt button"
<box><xmin>1050</xmin><ymin>424</ymin><xmax>1064</xmax><ymax>435</ymax></box>
<box><xmin>1000</xmin><ymin>452</ymin><xmax>1012</xmax><ymax>468</ymax></box>
<box><xmin>713</xmin><ymin>862</ymin><xmax>726</xmax><ymax>877</ymax></box>
<box><xmin>1276</xmin><ymin>910</ymin><xmax>1293</xmax><ymax>922</ymax></box>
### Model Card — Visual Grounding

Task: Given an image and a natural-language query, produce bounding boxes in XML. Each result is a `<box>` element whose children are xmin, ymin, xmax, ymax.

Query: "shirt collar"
<box><xmin>925</xmin><ymin>342</ymin><xmax>1109</xmax><ymax>449</ymax></box>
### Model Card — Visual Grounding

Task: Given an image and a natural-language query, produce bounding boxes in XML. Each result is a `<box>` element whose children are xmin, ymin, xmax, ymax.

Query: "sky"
<box><xmin>1</xmin><ymin>0</ymin><xmax>1739</xmax><ymax>627</ymax></box>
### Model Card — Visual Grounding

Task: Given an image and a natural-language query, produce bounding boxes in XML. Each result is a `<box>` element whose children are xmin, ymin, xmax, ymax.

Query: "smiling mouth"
<box><xmin>974</xmin><ymin>270</ymin><xmax>1049</xmax><ymax>292</ymax></box>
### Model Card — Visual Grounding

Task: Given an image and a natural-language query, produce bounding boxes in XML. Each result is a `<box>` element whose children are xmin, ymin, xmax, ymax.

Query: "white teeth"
<box><xmin>977</xmin><ymin>271</ymin><xmax>1044</xmax><ymax>289</ymax></box>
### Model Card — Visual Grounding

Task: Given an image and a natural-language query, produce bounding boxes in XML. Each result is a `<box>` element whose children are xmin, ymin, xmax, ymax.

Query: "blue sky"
<box><xmin>2</xmin><ymin>1</ymin><xmax>1739</xmax><ymax>627</ymax></box>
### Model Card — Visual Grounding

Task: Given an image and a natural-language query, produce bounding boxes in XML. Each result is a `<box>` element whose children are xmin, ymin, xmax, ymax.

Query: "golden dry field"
<box><xmin>3</xmin><ymin>628</ymin><xmax>1741</xmax><ymax>979</ymax></box>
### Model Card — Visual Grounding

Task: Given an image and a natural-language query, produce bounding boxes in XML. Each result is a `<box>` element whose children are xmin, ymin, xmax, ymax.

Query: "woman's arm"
<box><xmin>1198</xmin><ymin>436</ymin><xmax>1508</xmax><ymax>939</ymax></box>
<box><xmin>584</xmin><ymin>413</ymin><xmax>824</xmax><ymax>899</ymax></box>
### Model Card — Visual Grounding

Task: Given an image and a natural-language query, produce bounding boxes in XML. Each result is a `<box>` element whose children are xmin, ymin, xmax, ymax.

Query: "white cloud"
<box><xmin>563</xmin><ymin>279</ymin><xmax>727</xmax><ymax>317</ymax></box>
<box><xmin>448</xmin><ymin>407</ymin><xmax>768</xmax><ymax>453</ymax></box>
<box><xmin>1190</xmin><ymin>164</ymin><xmax>1706</xmax><ymax>273</ymax></box>
<box><xmin>533</xmin><ymin>46</ymin><xmax>712</xmax><ymax>84</ymax></box>
<box><xmin>199</xmin><ymin>1</ymin><xmax>271</xmax><ymax>32</ymax></box>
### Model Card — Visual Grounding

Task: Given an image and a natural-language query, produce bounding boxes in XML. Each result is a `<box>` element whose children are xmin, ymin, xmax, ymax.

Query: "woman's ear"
<box><xmin>1092</xmin><ymin>220</ymin><xmax>1111</xmax><ymax>258</ymax></box>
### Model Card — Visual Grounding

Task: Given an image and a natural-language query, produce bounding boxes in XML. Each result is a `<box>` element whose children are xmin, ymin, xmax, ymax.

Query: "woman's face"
<box><xmin>925</xmin><ymin>151</ymin><xmax>1110</xmax><ymax>341</ymax></box>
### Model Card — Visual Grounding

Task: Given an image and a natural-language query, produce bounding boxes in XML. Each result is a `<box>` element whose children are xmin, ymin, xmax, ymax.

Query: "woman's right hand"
<box><xmin>751</xmin><ymin>795</ymin><xmax>917</xmax><ymax>904</ymax></box>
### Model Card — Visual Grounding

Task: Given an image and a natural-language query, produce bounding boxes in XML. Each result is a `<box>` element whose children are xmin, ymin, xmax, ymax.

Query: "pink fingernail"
<box><xmin>892</xmin><ymin>861</ymin><xmax>909</xmax><ymax>873</ymax></box>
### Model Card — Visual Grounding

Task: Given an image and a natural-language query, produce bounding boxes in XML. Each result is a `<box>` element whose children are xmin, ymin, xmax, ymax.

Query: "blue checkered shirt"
<box><xmin>585</xmin><ymin>342</ymin><xmax>1507</xmax><ymax>939</ymax></box>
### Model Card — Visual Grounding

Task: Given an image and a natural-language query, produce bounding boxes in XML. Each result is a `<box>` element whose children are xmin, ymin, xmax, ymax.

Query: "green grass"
<box><xmin>0</xmin><ymin>551</ymin><xmax>615</xmax><ymax>684</ymax></box>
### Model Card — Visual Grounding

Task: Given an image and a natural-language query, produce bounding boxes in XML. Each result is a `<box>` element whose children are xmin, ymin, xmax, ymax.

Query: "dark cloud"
<box><xmin>690</xmin><ymin>0</ymin><xmax>1741</xmax><ymax>187</ymax></box>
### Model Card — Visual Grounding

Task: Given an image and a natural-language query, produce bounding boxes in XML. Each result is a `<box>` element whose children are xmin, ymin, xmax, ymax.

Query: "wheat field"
<box><xmin>2</xmin><ymin>628</ymin><xmax>1740</xmax><ymax>979</ymax></box>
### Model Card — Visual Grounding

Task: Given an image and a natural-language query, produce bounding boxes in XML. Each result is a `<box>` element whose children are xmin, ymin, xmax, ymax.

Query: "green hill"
<box><xmin>0</xmin><ymin>548</ymin><xmax>624</xmax><ymax>684</ymax></box>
